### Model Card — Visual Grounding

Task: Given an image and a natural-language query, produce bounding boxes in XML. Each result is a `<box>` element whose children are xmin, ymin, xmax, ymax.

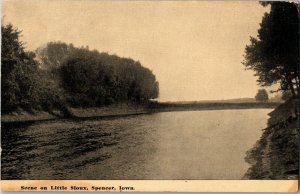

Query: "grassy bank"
<box><xmin>244</xmin><ymin>98</ymin><xmax>299</xmax><ymax>179</ymax></box>
<box><xmin>69</xmin><ymin>104</ymin><xmax>148</xmax><ymax>118</ymax></box>
<box><xmin>2</xmin><ymin>101</ymin><xmax>282</xmax><ymax>124</ymax></box>
<box><xmin>1</xmin><ymin>101</ymin><xmax>281</xmax><ymax>123</ymax></box>
<box><xmin>1</xmin><ymin>103</ymin><xmax>150</xmax><ymax>123</ymax></box>
<box><xmin>1</xmin><ymin>110</ymin><xmax>59</xmax><ymax>123</ymax></box>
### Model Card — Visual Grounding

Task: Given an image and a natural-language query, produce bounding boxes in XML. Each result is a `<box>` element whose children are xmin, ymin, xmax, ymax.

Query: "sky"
<box><xmin>3</xmin><ymin>1</ymin><xmax>270</xmax><ymax>101</ymax></box>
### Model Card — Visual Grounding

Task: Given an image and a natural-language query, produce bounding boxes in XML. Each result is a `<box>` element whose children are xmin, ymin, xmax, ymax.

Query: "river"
<box><xmin>1</xmin><ymin>109</ymin><xmax>271</xmax><ymax>180</ymax></box>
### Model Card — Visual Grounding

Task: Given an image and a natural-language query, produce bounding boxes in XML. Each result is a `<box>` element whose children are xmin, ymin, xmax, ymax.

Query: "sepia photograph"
<box><xmin>1</xmin><ymin>0</ymin><xmax>299</xmax><ymax>192</ymax></box>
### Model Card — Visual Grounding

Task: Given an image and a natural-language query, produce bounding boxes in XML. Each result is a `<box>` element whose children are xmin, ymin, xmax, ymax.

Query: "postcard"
<box><xmin>1</xmin><ymin>0</ymin><xmax>298</xmax><ymax>192</ymax></box>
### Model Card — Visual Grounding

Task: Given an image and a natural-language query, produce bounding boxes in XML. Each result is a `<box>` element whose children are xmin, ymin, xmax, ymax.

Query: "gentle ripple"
<box><xmin>1</xmin><ymin>109</ymin><xmax>271</xmax><ymax>179</ymax></box>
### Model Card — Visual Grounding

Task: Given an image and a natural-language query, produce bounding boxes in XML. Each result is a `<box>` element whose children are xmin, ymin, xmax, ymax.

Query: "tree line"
<box><xmin>1</xmin><ymin>23</ymin><xmax>159</xmax><ymax>114</ymax></box>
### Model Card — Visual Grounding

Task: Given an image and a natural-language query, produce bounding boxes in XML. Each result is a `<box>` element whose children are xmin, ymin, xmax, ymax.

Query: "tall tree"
<box><xmin>243</xmin><ymin>2</ymin><xmax>299</xmax><ymax>97</ymax></box>
<box><xmin>1</xmin><ymin>23</ymin><xmax>40</xmax><ymax>112</ymax></box>
<box><xmin>35</xmin><ymin>41</ymin><xmax>76</xmax><ymax>70</ymax></box>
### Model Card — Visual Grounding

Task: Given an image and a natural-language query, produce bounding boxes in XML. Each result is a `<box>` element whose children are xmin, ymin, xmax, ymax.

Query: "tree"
<box><xmin>281</xmin><ymin>90</ymin><xmax>293</xmax><ymax>101</ymax></box>
<box><xmin>59</xmin><ymin>46</ymin><xmax>159</xmax><ymax>107</ymax></box>
<box><xmin>1</xmin><ymin>23</ymin><xmax>41</xmax><ymax>112</ymax></box>
<box><xmin>243</xmin><ymin>2</ymin><xmax>299</xmax><ymax>97</ymax></box>
<box><xmin>1</xmin><ymin>24</ymin><xmax>69</xmax><ymax>114</ymax></box>
<box><xmin>255</xmin><ymin>89</ymin><xmax>269</xmax><ymax>102</ymax></box>
<box><xmin>35</xmin><ymin>41</ymin><xmax>76</xmax><ymax>70</ymax></box>
<box><xmin>2</xmin><ymin>24</ymin><xmax>159</xmax><ymax>112</ymax></box>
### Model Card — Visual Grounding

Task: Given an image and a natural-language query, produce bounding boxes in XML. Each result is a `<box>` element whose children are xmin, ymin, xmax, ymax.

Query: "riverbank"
<box><xmin>149</xmin><ymin>101</ymin><xmax>280</xmax><ymax>112</ymax></box>
<box><xmin>1</xmin><ymin>102</ymin><xmax>280</xmax><ymax>124</ymax></box>
<box><xmin>1</xmin><ymin>103</ymin><xmax>149</xmax><ymax>123</ymax></box>
<box><xmin>243</xmin><ymin>98</ymin><xmax>299</xmax><ymax>179</ymax></box>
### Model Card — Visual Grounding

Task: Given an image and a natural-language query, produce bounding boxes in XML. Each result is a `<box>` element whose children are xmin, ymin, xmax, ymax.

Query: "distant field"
<box><xmin>149</xmin><ymin>101</ymin><xmax>281</xmax><ymax>112</ymax></box>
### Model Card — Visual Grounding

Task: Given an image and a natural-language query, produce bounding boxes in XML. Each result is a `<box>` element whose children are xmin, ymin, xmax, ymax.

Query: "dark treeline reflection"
<box><xmin>2</xmin><ymin>24</ymin><xmax>159</xmax><ymax>114</ymax></box>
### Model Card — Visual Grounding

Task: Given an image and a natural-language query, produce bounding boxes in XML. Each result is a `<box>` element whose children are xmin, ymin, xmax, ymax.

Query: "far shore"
<box><xmin>148</xmin><ymin>101</ymin><xmax>280</xmax><ymax>112</ymax></box>
<box><xmin>1</xmin><ymin>101</ymin><xmax>281</xmax><ymax>125</ymax></box>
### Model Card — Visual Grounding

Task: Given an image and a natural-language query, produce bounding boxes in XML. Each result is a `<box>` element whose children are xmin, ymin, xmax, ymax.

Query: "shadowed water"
<box><xmin>1</xmin><ymin>109</ymin><xmax>270</xmax><ymax>179</ymax></box>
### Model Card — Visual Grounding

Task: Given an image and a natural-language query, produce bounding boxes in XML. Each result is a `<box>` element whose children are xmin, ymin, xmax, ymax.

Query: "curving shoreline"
<box><xmin>1</xmin><ymin>101</ymin><xmax>280</xmax><ymax>124</ymax></box>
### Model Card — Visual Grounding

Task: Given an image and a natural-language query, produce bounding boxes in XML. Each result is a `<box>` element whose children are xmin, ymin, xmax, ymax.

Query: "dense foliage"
<box><xmin>59</xmin><ymin>48</ymin><xmax>159</xmax><ymax>107</ymax></box>
<box><xmin>2</xmin><ymin>24</ymin><xmax>159</xmax><ymax>113</ymax></box>
<box><xmin>281</xmin><ymin>90</ymin><xmax>293</xmax><ymax>101</ymax></box>
<box><xmin>1</xmin><ymin>24</ymin><xmax>41</xmax><ymax>113</ymax></box>
<box><xmin>35</xmin><ymin>42</ymin><xmax>77</xmax><ymax>70</ymax></box>
<box><xmin>243</xmin><ymin>2</ymin><xmax>299</xmax><ymax>97</ymax></box>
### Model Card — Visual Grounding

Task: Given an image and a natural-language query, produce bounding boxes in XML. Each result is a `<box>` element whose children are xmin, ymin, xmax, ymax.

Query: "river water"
<box><xmin>1</xmin><ymin>109</ymin><xmax>270</xmax><ymax>180</ymax></box>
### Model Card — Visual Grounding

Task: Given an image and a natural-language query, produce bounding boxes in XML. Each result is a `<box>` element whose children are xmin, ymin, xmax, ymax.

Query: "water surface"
<box><xmin>1</xmin><ymin>109</ymin><xmax>270</xmax><ymax>179</ymax></box>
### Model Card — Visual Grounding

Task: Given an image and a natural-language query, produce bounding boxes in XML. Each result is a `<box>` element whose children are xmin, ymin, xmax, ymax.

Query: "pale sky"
<box><xmin>3</xmin><ymin>1</ymin><xmax>270</xmax><ymax>101</ymax></box>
